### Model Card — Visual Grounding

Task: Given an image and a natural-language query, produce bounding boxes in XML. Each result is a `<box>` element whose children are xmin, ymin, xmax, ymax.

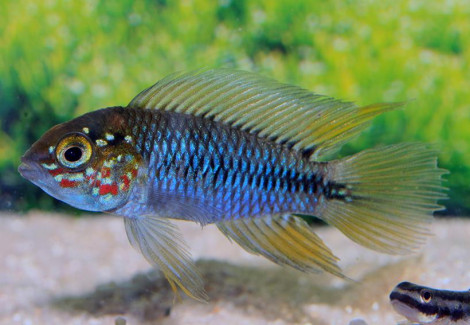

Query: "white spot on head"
<box><xmin>117</xmin><ymin>155</ymin><xmax>122</xmax><ymax>162</ymax></box>
<box><xmin>49</xmin><ymin>146</ymin><xmax>55</xmax><ymax>154</ymax></box>
<box><xmin>96</xmin><ymin>139</ymin><xmax>107</xmax><ymax>147</ymax></box>
<box><xmin>42</xmin><ymin>163</ymin><xmax>58</xmax><ymax>170</ymax></box>
<box><xmin>102</xmin><ymin>193</ymin><xmax>113</xmax><ymax>201</ymax></box>
<box><xmin>86</xmin><ymin>167</ymin><xmax>94</xmax><ymax>176</ymax></box>
<box><xmin>124</xmin><ymin>135</ymin><xmax>133</xmax><ymax>143</ymax></box>
<box><xmin>82</xmin><ymin>127</ymin><xmax>90</xmax><ymax>134</ymax></box>
<box><xmin>105</xmin><ymin>133</ymin><xmax>115</xmax><ymax>141</ymax></box>
<box><xmin>101</xmin><ymin>178</ymin><xmax>113</xmax><ymax>185</ymax></box>
<box><xmin>68</xmin><ymin>173</ymin><xmax>84</xmax><ymax>181</ymax></box>
<box><xmin>103</xmin><ymin>159</ymin><xmax>116</xmax><ymax>168</ymax></box>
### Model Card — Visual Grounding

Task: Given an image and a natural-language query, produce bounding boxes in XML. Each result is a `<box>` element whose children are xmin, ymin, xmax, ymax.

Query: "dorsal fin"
<box><xmin>128</xmin><ymin>69</ymin><xmax>400</xmax><ymax>160</ymax></box>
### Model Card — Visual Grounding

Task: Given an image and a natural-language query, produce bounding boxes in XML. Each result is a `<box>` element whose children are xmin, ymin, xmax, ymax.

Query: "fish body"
<box><xmin>390</xmin><ymin>281</ymin><xmax>470</xmax><ymax>325</ymax></box>
<box><xmin>19</xmin><ymin>69</ymin><xmax>446</xmax><ymax>300</ymax></box>
<box><xmin>107</xmin><ymin>106</ymin><xmax>335</xmax><ymax>223</ymax></box>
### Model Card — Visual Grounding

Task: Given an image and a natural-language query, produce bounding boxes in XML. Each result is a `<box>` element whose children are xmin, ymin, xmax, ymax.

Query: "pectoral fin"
<box><xmin>124</xmin><ymin>215</ymin><xmax>208</xmax><ymax>301</ymax></box>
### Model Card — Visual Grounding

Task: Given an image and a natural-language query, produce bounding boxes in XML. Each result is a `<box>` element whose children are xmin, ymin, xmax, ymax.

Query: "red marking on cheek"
<box><xmin>120</xmin><ymin>175</ymin><xmax>130</xmax><ymax>192</ymax></box>
<box><xmin>101</xmin><ymin>167</ymin><xmax>111</xmax><ymax>178</ymax></box>
<box><xmin>87</xmin><ymin>174</ymin><xmax>101</xmax><ymax>188</ymax></box>
<box><xmin>49</xmin><ymin>168</ymin><xmax>65</xmax><ymax>177</ymax></box>
<box><xmin>131</xmin><ymin>168</ymin><xmax>138</xmax><ymax>178</ymax></box>
<box><xmin>99</xmin><ymin>183</ymin><xmax>118</xmax><ymax>196</ymax></box>
<box><xmin>60</xmin><ymin>179</ymin><xmax>78</xmax><ymax>188</ymax></box>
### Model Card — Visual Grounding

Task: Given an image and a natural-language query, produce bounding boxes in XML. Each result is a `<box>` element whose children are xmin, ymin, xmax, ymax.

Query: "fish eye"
<box><xmin>420</xmin><ymin>289</ymin><xmax>432</xmax><ymax>303</ymax></box>
<box><xmin>64</xmin><ymin>147</ymin><xmax>83</xmax><ymax>162</ymax></box>
<box><xmin>55</xmin><ymin>133</ymin><xmax>93</xmax><ymax>170</ymax></box>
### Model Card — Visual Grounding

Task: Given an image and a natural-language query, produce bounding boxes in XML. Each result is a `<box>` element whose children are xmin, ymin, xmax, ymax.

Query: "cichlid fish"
<box><xmin>390</xmin><ymin>281</ymin><xmax>470</xmax><ymax>325</ymax></box>
<box><xmin>18</xmin><ymin>69</ymin><xmax>446</xmax><ymax>301</ymax></box>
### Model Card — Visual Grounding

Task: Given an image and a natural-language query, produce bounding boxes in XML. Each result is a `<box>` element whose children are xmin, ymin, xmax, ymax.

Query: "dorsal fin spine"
<box><xmin>212</xmin><ymin>86</ymin><xmax>259</xmax><ymax>120</ymax></box>
<box><xmin>128</xmin><ymin>69</ymin><xmax>401</xmax><ymax>160</ymax></box>
<box><xmin>185</xmin><ymin>77</ymin><xmax>239</xmax><ymax>116</ymax></box>
<box><xmin>257</xmin><ymin>101</ymin><xmax>304</xmax><ymax>137</ymax></box>
<box><xmin>242</xmin><ymin>95</ymin><xmax>300</xmax><ymax>132</ymax></box>
<box><xmin>165</xmin><ymin>80</ymin><xmax>199</xmax><ymax>111</ymax></box>
<box><xmin>142</xmin><ymin>74</ymin><xmax>183</xmax><ymax>108</ymax></box>
<box><xmin>157</xmin><ymin>76</ymin><xmax>196</xmax><ymax>111</ymax></box>
<box><xmin>178</xmin><ymin>78</ymin><xmax>220</xmax><ymax>114</ymax></box>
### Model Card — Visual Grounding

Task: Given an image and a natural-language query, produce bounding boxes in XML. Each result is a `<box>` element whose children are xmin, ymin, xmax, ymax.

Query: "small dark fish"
<box><xmin>390</xmin><ymin>281</ymin><xmax>470</xmax><ymax>324</ymax></box>
<box><xmin>18</xmin><ymin>69</ymin><xmax>446</xmax><ymax>300</ymax></box>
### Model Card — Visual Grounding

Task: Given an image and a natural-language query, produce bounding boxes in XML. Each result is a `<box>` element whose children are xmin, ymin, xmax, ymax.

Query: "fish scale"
<box><xmin>18</xmin><ymin>69</ymin><xmax>446</xmax><ymax>301</ymax></box>
<box><xmin>121</xmin><ymin>107</ymin><xmax>326</xmax><ymax>222</ymax></box>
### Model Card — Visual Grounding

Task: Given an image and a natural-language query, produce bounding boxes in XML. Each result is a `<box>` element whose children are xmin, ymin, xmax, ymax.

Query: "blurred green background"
<box><xmin>1</xmin><ymin>0</ymin><xmax>468</xmax><ymax>214</ymax></box>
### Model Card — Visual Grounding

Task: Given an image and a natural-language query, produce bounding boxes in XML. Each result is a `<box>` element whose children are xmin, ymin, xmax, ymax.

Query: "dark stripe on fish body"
<box><xmin>396</xmin><ymin>282</ymin><xmax>470</xmax><ymax>304</ymax></box>
<box><xmin>391</xmin><ymin>282</ymin><xmax>470</xmax><ymax>322</ymax></box>
<box><xmin>19</xmin><ymin>69</ymin><xmax>447</xmax><ymax>301</ymax></box>
<box><xmin>117</xmin><ymin>106</ymin><xmax>349</xmax><ymax>219</ymax></box>
<box><xmin>390</xmin><ymin>291</ymin><xmax>440</xmax><ymax>316</ymax></box>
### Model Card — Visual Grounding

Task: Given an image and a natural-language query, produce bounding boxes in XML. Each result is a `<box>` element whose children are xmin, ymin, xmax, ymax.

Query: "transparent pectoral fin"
<box><xmin>124</xmin><ymin>215</ymin><xmax>208</xmax><ymax>301</ymax></box>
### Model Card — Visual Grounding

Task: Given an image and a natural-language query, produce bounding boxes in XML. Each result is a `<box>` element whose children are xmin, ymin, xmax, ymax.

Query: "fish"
<box><xmin>390</xmin><ymin>281</ymin><xmax>470</xmax><ymax>325</ymax></box>
<box><xmin>18</xmin><ymin>69</ymin><xmax>446</xmax><ymax>301</ymax></box>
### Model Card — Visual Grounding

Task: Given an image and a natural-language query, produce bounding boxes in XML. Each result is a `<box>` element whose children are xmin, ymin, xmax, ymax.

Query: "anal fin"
<box><xmin>217</xmin><ymin>215</ymin><xmax>346</xmax><ymax>278</ymax></box>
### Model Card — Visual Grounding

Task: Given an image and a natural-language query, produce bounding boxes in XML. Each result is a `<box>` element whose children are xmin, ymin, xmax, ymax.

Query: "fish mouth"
<box><xmin>390</xmin><ymin>300</ymin><xmax>433</xmax><ymax>323</ymax></box>
<box><xmin>18</xmin><ymin>161</ymin><xmax>38</xmax><ymax>180</ymax></box>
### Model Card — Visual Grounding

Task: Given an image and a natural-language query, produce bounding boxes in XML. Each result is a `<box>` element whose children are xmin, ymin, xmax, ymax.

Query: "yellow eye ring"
<box><xmin>55</xmin><ymin>133</ymin><xmax>93</xmax><ymax>170</ymax></box>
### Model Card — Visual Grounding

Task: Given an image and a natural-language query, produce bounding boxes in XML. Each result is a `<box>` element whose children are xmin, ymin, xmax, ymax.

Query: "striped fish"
<box><xmin>390</xmin><ymin>281</ymin><xmax>470</xmax><ymax>324</ymax></box>
<box><xmin>18</xmin><ymin>69</ymin><xmax>446</xmax><ymax>300</ymax></box>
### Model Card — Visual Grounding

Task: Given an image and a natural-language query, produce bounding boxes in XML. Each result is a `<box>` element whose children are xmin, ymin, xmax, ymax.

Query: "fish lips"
<box><xmin>390</xmin><ymin>299</ymin><xmax>421</xmax><ymax>322</ymax></box>
<box><xmin>18</xmin><ymin>160</ymin><xmax>38</xmax><ymax>181</ymax></box>
<box><xmin>390</xmin><ymin>299</ymin><xmax>438</xmax><ymax>324</ymax></box>
<box><xmin>18</xmin><ymin>159</ymin><xmax>67</xmax><ymax>203</ymax></box>
<box><xmin>18</xmin><ymin>162</ymin><xmax>51</xmax><ymax>192</ymax></box>
<box><xmin>18</xmin><ymin>145</ymin><xmax>51</xmax><ymax>180</ymax></box>
<box><xmin>18</xmin><ymin>158</ymin><xmax>50</xmax><ymax>187</ymax></box>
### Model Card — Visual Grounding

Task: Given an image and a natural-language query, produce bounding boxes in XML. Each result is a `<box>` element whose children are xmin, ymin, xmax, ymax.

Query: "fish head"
<box><xmin>19</xmin><ymin>107</ymin><xmax>143</xmax><ymax>212</ymax></box>
<box><xmin>390</xmin><ymin>282</ymin><xmax>439</xmax><ymax>324</ymax></box>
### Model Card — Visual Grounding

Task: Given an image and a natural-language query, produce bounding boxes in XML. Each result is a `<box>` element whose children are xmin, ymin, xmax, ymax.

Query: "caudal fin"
<box><xmin>318</xmin><ymin>143</ymin><xmax>447</xmax><ymax>254</ymax></box>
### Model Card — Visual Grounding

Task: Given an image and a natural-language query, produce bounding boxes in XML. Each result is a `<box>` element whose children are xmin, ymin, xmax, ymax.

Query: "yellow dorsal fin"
<box><xmin>128</xmin><ymin>69</ymin><xmax>400</xmax><ymax>160</ymax></box>
<box><xmin>217</xmin><ymin>215</ymin><xmax>346</xmax><ymax>278</ymax></box>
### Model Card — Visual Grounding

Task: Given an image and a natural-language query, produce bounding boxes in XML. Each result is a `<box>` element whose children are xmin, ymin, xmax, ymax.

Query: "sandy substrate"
<box><xmin>1</xmin><ymin>212</ymin><xmax>469</xmax><ymax>325</ymax></box>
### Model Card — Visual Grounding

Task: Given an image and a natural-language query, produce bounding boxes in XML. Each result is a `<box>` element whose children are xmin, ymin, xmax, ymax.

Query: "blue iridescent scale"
<box><xmin>122</xmin><ymin>107</ymin><xmax>330</xmax><ymax>223</ymax></box>
<box><xmin>19</xmin><ymin>69</ymin><xmax>446</xmax><ymax>301</ymax></box>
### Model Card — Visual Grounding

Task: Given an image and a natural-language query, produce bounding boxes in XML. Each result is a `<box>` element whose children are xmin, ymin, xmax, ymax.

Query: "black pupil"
<box><xmin>423</xmin><ymin>291</ymin><xmax>431</xmax><ymax>301</ymax></box>
<box><xmin>64</xmin><ymin>147</ymin><xmax>83</xmax><ymax>162</ymax></box>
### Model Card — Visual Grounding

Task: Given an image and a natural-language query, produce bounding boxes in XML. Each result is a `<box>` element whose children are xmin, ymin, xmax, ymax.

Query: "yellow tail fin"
<box><xmin>319</xmin><ymin>143</ymin><xmax>447</xmax><ymax>254</ymax></box>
